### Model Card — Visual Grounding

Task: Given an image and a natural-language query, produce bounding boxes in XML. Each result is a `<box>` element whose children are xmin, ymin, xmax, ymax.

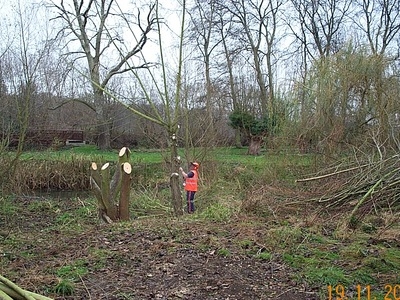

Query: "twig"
<box><xmin>295</xmin><ymin>164</ymin><xmax>369</xmax><ymax>182</ymax></box>
<box><xmin>78</xmin><ymin>274</ymin><xmax>91</xmax><ymax>300</ymax></box>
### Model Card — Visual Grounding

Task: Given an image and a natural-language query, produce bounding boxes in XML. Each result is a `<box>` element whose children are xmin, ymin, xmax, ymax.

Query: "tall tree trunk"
<box><xmin>94</xmin><ymin>90</ymin><xmax>111</xmax><ymax>150</ymax></box>
<box><xmin>205</xmin><ymin>52</ymin><xmax>215</xmax><ymax>147</ymax></box>
<box><xmin>170</xmin><ymin>133</ymin><xmax>183</xmax><ymax>216</ymax></box>
<box><xmin>247</xmin><ymin>136</ymin><xmax>263</xmax><ymax>156</ymax></box>
<box><xmin>221</xmin><ymin>20</ymin><xmax>242</xmax><ymax>148</ymax></box>
<box><xmin>96</xmin><ymin>114</ymin><xmax>111</xmax><ymax>150</ymax></box>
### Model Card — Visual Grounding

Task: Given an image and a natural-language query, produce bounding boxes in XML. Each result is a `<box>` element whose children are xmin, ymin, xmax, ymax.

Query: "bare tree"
<box><xmin>286</xmin><ymin>0</ymin><xmax>352</xmax><ymax>154</ymax></box>
<box><xmin>356</xmin><ymin>0</ymin><xmax>400</xmax><ymax>55</ymax></box>
<box><xmin>219</xmin><ymin>0</ymin><xmax>284</xmax><ymax>155</ymax></box>
<box><xmin>290</xmin><ymin>0</ymin><xmax>352</xmax><ymax>60</ymax></box>
<box><xmin>186</xmin><ymin>0</ymin><xmax>222</xmax><ymax>149</ymax></box>
<box><xmin>216</xmin><ymin>11</ymin><xmax>242</xmax><ymax>147</ymax></box>
<box><xmin>354</xmin><ymin>0</ymin><xmax>400</xmax><ymax>147</ymax></box>
<box><xmin>0</xmin><ymin>33</ymin><xmax>12</xmax><ymax>153</ymax></box>
<box><xmin>97</xmin><ymin>0</ymin><xmax>188</xmax><ymax>216</ymax></box>
<box><xmin>0</xmin><ymin>1</ymin><xmax>58</xmax><ymax>190</ymax></box>
<box><xmin>258</xmin><ymin>0</ymin><xmax>284</xmax><ymax>118</ymax></box>
<box><xmin>52</xmin><ymin>0</ymin><xmax>157</xmax><ymax>150</ymax></box>
<box><xmin>224</xmin><ymin>0</ymin><xmax>269</xmax><ymax>114</ymax></box>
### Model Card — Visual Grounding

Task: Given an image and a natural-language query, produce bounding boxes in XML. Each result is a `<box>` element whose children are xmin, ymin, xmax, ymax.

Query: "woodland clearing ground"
<box><xmin>1</xmin><ymin>190</ymin><xmax>400</xmax><ymax>300</ymax></box>
<box><xmin>1</xmin><ymin>147</ymin><xmax>400</xmax><ymax>299</ymax></box>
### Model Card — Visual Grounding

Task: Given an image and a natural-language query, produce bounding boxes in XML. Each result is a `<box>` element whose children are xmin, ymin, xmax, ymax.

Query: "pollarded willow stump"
<box><xmin>90</xmin><ymin>147</ymin><xmax>132</xmax><ymax>223</ymax></box>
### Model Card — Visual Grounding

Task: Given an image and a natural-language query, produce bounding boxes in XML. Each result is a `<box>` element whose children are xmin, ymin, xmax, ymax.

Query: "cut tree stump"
<box><xmin>90</xmin><ymin>147</ymin><xmax>132</xmax><ymax>222</ymax></box>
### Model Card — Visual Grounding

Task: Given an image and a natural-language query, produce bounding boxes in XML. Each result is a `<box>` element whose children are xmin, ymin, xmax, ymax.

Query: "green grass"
<box><xmin>88</xmin><ymin>249</ymin><xmax>111</xmax><ymax>270</ymax></box>
<box><xmin>130</xmin><ymin>189</ymin><xmax>171</xmax><ymax>217</ymax></box>
<box><xmin>0</xmin><ymin>196</ymin><xmax>18</xmax><ymax>216</ymax></box>
<box><xmin>266</xmin><ymin>226</ymin><xmax>305</xmax><ymax>251</ymax></box>
<box><xmin>54</xmin><ymin>279</ymin><xmax>74</xmax><ymax>296</ymax></box>
<box><xmin>283</xmin><ymin>251</ymin><xmax>350</xmax><ymax>286</ymax></box>
<box><xmin>26</xmin><ymin>199</ymin><xmax>54</xmax><ymax>212</ymax></box>
<box><xmin>350</xmin><ymin>269</ymin><xmax>377</xmax><ymax>284</ymax></box>
<box><xmin>17</xmin><ymin>145</ymin><xmax>315</xmax><ymax>169</ymax></box>
<box><xmin>56</xmin><ymin>259</ymin><xmax>89</xmax><ymax>280</ymax></box>
<box><xmin>18</xmin><ymin>144</ymin><xmax>167</xmax><ymax>163</ymax></box>
<box><xmin>198</xmin><ymin>203</ymin><xmax>234</xmax><ymax>222</ymax></box>
<box><xmin>217</xmin><ymin>248</ymin><xmax>231</xmax><ymax>257</ymax></box>
<box><xmin>1</xmin><ymin>234</ymin><xmax>23</xmax><ymax>249</ymax></box>
<box><xmin>238</xmin><ymin>239</ymin><xmax>253</xmax><ymax>249</ymax></box>
<box><xmin>281</xmin><ymin>233</ymin><xmax>400</xmax><ymax>297</ymax></box>
<box><xmin>305</xmin><ymin>266</ymin><xmax>349</xmax><ymax>285</ymax></box>
<box><xmin>215</xmin><ymin>147</ymin><xmax>309</xmax><ymax>170</ymax></box>
<box><xmin>255</xmin><ymin>251</ymin><xmax>272</xmax><ymax>260</ymax></box>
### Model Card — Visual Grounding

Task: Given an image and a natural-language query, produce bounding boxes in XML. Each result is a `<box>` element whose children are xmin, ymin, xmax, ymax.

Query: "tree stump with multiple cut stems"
<box><xmin>90</xmin><ymin>147</ymin><xmax>132</xmax><ymax>223</ymax></box>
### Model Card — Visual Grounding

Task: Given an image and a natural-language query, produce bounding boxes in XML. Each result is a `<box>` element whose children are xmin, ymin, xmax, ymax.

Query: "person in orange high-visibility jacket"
<box><xmin>179</xmin><ymin>162</ymin><xmax>199</xmax><ymax>213</ymax></box>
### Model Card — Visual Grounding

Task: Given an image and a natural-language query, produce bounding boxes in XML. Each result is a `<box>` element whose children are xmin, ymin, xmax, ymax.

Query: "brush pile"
<box><xmin>296</xmin><ymin>154</ymin><xmax>400</xmax><ymax>221</ymax></box>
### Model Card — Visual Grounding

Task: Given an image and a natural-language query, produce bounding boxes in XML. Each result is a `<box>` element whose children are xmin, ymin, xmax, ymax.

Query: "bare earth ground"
<box><xmin>1</xmin><ymin>197</ymin><xmax>322</xmax><ymax>300</ymax></box>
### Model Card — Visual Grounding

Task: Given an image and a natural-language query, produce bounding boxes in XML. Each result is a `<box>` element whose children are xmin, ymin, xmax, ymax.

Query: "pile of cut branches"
<box><xmin>0</xmin><ymin>275</ymin><xmax>52</xmax><ymax>300</ymax></box>
<box><xmin>296</xmin><ymin>154</ymin><xmax>400</xmax><ymax>222</ymax></box>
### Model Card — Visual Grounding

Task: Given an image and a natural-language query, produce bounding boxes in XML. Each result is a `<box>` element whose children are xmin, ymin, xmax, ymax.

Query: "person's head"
<box><xmin>190</xmin><ymin>162</ymin><xmax>199</xmax><ymax>170</ymax></box>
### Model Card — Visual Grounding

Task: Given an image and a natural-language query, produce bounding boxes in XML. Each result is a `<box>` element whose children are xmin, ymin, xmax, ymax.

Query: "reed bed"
<box><xmin>12</xmin><ymin>157</ymin><xmax>92</xmax><ymax>191</ymax></box>
<box><xmin>0</xmin><ymin>154</ymin><xmax>165</xmax><ymax>194</ymax></box>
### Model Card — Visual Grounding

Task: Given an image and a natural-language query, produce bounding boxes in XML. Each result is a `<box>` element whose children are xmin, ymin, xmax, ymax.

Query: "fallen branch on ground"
<box><xmin>0</xmin><ymin>275</ymin><xmax>53</xmax><ymax>300</ymax></box>
<box><xmin>295</xmin><ymin>163</ymin><xmax>369</xmax><ymax>182</ymax></box>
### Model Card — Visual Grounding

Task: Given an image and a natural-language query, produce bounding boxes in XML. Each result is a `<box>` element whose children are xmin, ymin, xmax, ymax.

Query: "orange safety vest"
<box><xmin>184</xmin><ymin>170</ymin><xmax>198</xmax><ymax>192</ymax></box>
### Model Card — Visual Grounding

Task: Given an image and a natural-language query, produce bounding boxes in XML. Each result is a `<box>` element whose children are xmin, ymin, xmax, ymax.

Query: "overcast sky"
<box><xmin>0</xmin><ymin>0</ymin><xmax>184</xmax><ymax>64</ymax></box>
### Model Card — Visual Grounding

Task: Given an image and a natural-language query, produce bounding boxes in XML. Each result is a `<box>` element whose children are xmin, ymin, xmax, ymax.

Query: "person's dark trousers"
<box><xmin>186</xmin><ymin>191</ymin><xmax>196</xmax><ymax>213</ymax></box>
